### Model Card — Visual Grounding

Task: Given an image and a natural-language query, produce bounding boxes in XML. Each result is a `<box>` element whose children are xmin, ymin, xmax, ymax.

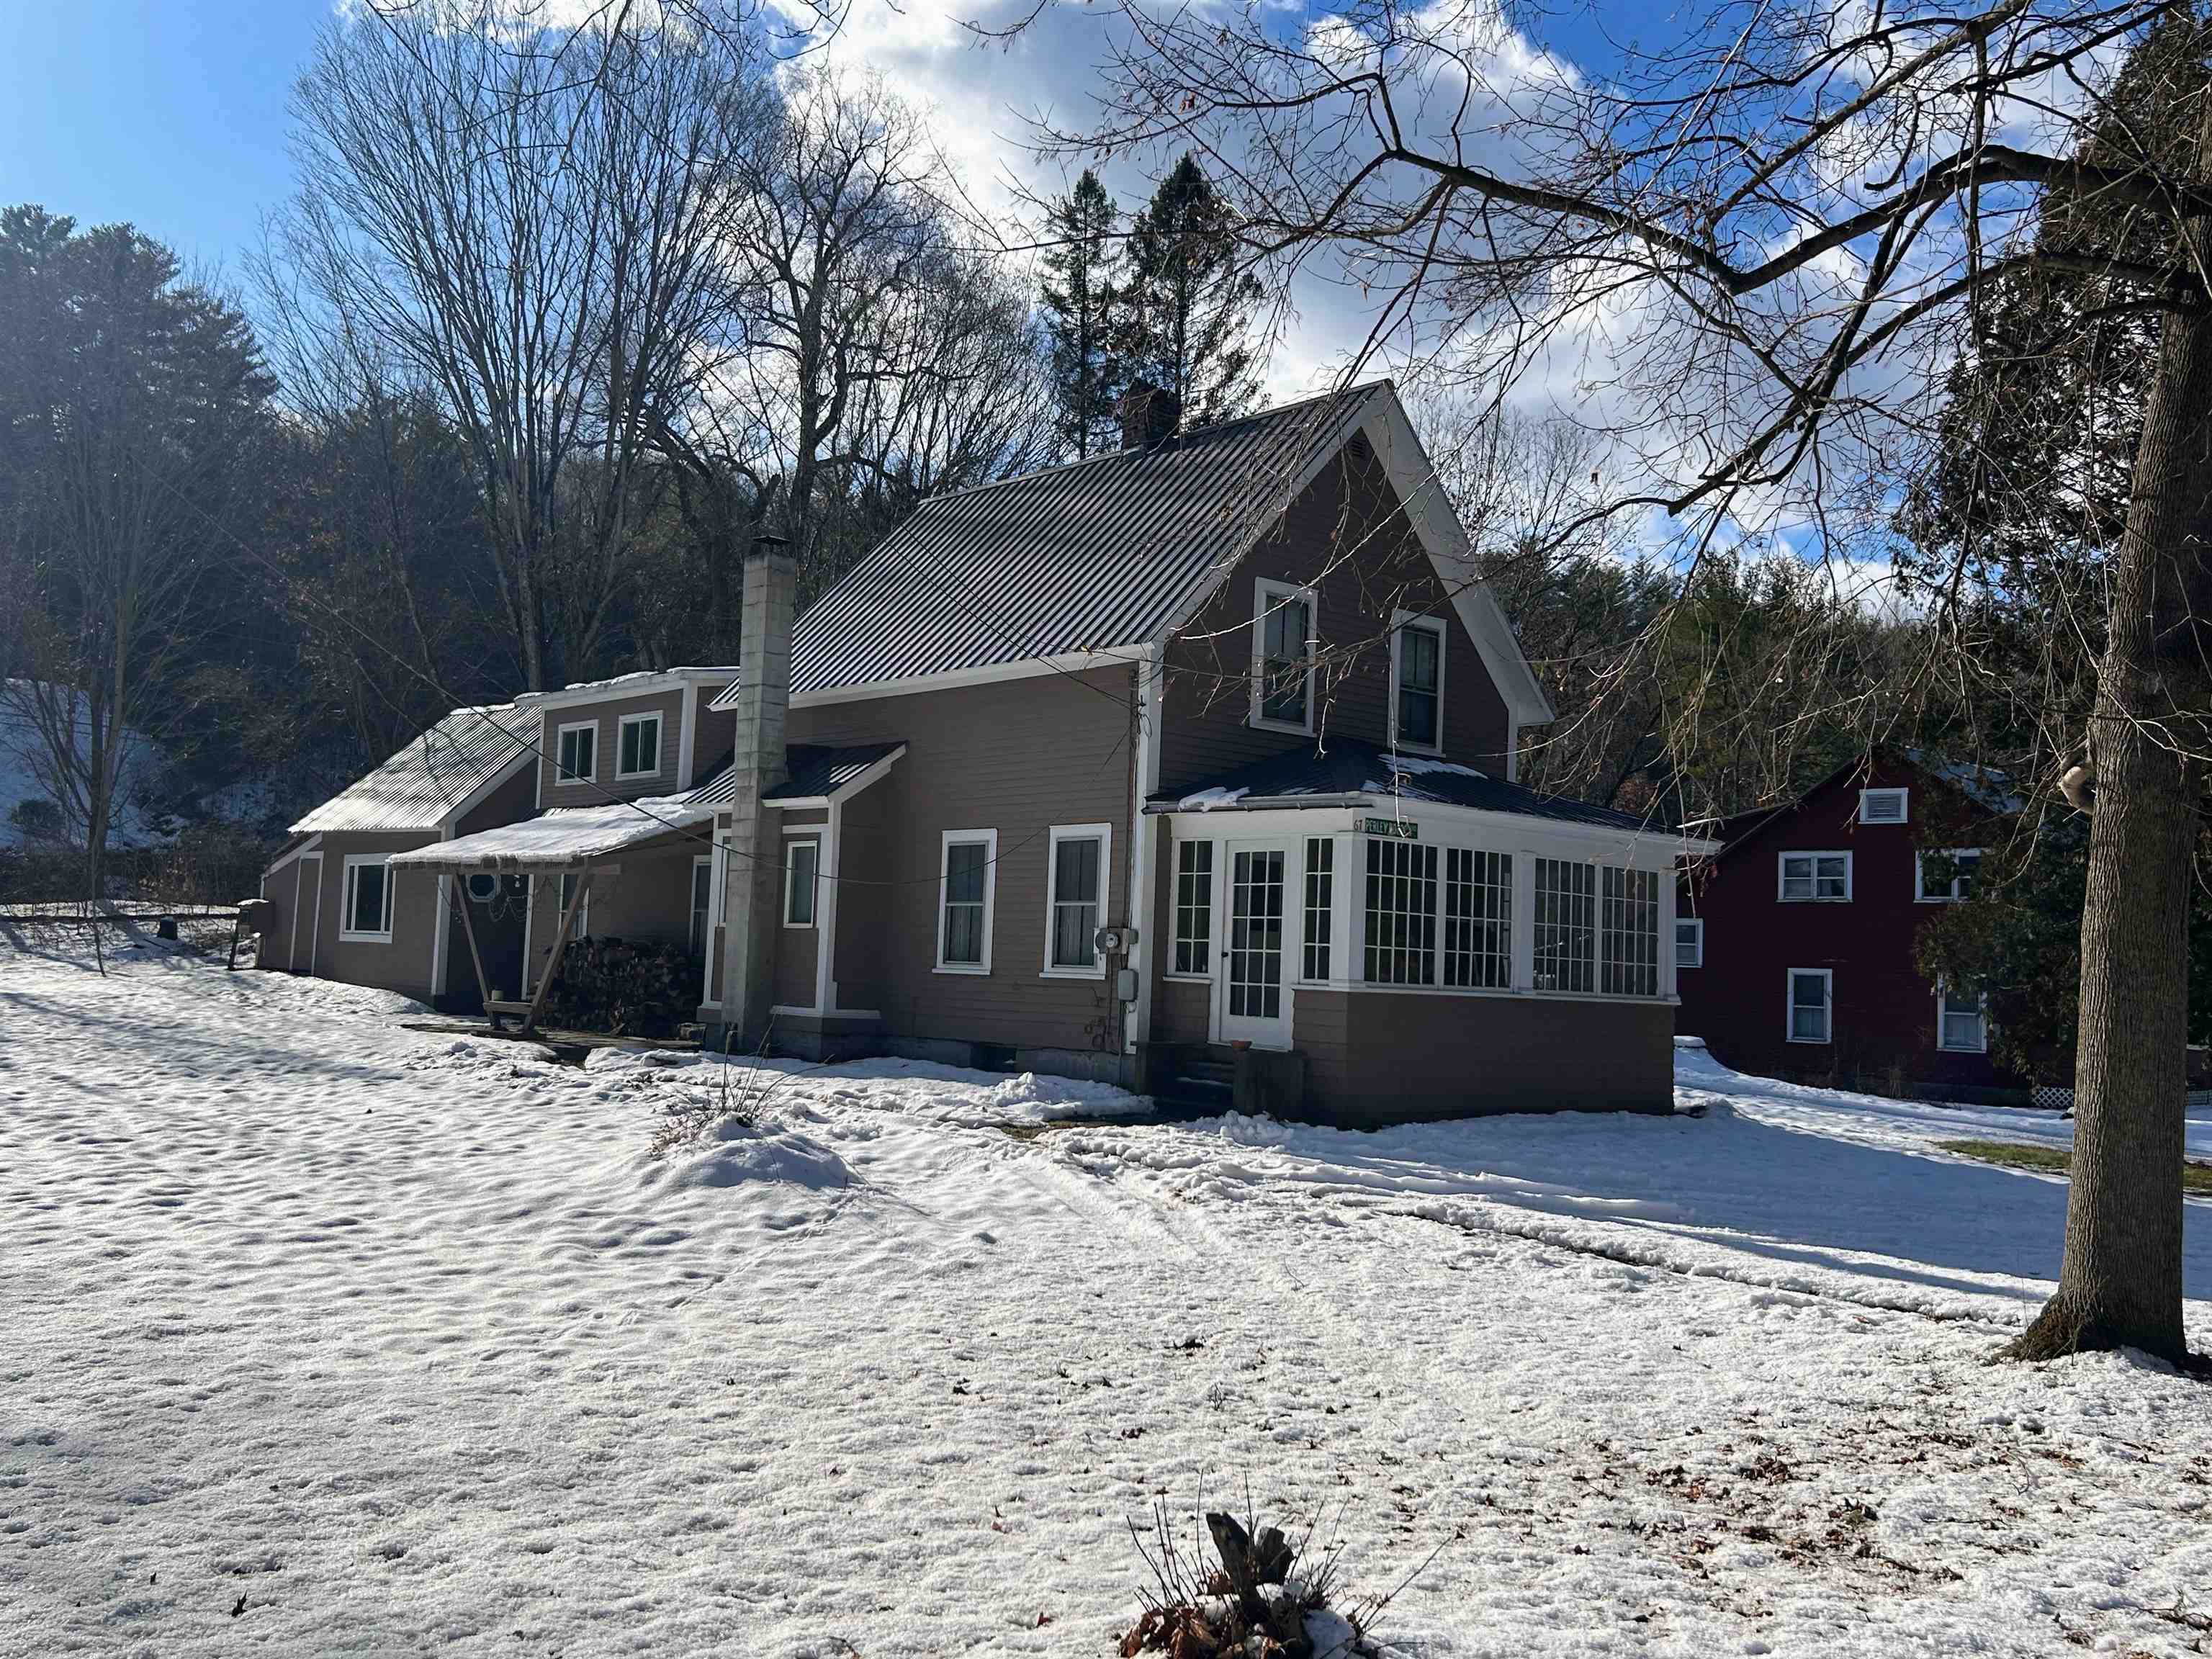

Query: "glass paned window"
<box><xmin>1302</xmin><ymin>837</ymin><xmax>1334</xmax><ymax>981</ymax></box>
<box><xmin>1917</xmin><ymin>849</ymin><xmax>1982</xmax><ymax>902</ymax></box>
<box><xmin>1259</xmin><ymin>590</ymin><xmax>1313</xmax><ymax>727</ymax></box>
<box><xmin>1789</xmin><ymin>970</ymin><xmax>1831</xmax><ymax>1043</ymax></box>
<box><xmin>1533</xmin><ymin>858</ymin><xmax>1596</xmax><ymax>992</ymax></box>
<box><xmin>1443</xmin><ymin>847</ymin><xmax>1512</xmax><ymax>988</ymax></box>
<box><xmin>1939</xmin><ymin>989</ymin><xmax>1987</xmax><ymax>1052</ymax></box>
<box><xmin>619</xmin><ymin>714</ymin><xmax>661</xmax><ymax>776</ymax></box>
<box><xmin>558</xmin><ymin>724</ymin><xmax>595</xmax><ymax>781</ymax></box>
<box><xmin>1601</xmin><ymin>866</ymin><xmax>1661</xmax><ymax>996</ymax></box>
<box><xmin>556</xmin><ymin>872</ymin><xmax>590</xmax><ymax>939</ymax></box>
<box><xmin>1675</xmin><ymin>918</ymin><xmax>1703</xmax><ymax>968</ymax></box>
<box><xmin>1363</xmin><ymin>837</ymin><xmax>1437</xmax><ymax>984</ymax></box>
<box><xmin>1173</xmin><ymin>841</ymin><xmax>1213</xmax><ymax>975</ymax></box>
<box><xmin>348</xmin><ymin>861</ymin><xmax>390</xmax><ymax>935</ymax></box>
<box><xmin>786</xmin><ymin>840</ymin><xmax>819</xmax><ymax>927</ymax></box>
<box><xmin>941</xmin><ymin>840</ymin><xmax>989</xmax><ymax>966</ymax></box>
<box><xmin>1395</xmin><ymin>621</ymin><xmax>1442</xmax><ymax>749</ymax></box>
<box><xmin>691</xmin><ymin>860</ymin><xmax>714</xmax><ymax>956</ymax></box>
<box><xmin>1049</xmin><ymin>833</ymin><xmax>1104</xmax><ymax>970</ymax></box>
<box><xmin>1779</xmin><ymin>852</ymin><xmax>1850</xmax><ymax>901</ymax></box>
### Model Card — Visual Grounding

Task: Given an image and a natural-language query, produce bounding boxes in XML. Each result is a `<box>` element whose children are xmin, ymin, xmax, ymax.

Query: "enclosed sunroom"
<box><xmin>1144</xmin><ymin>740</ymin><xmax>1716</xmax><ymax>1125</ymax></box>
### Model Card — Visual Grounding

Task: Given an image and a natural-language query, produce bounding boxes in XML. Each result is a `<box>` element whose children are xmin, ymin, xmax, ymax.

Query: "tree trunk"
<box><xmin>2010</xmin><ymin>172</ymin><xmax>2212</xmax><ymax>1364</ymax></box>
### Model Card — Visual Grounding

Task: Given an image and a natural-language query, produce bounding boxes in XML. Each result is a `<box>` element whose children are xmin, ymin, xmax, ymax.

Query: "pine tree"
<box><xmin>1039</xmin><ymin>171</ymin><xmax>1125</xmax><ymax>459</ymax></box>
<box><xmin>1118</xmin><ymin>155</ymin><xmax>1265</xmax><ymax>428</ymax></box>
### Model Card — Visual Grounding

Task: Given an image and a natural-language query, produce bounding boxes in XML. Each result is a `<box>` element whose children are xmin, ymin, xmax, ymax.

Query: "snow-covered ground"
<box><xmin>7</xmin><ymin>938</ymin><xmax>2212</xmax><ymax>1658</ymax></box>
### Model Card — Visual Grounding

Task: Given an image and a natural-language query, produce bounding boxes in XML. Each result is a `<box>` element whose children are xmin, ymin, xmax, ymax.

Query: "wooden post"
<box><xmin>523</xmin><ymin>870</ymin><xmax>593</xmax><ymax>1034</ymax></box>
<box><xmin>447</xmin><ymin>876</ymin><xmax>497</xmax><ymax>1025</ymax></box>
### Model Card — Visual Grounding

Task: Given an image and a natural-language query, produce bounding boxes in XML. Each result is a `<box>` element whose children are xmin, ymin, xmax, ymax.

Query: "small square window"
<box><xmin>1779</xmin><ymin>852</ymin><xmax>1851</xmax><ymax>902</ymax></box>
<box><xmin>1916</xmin><ymin>849</ymin><xmax>1982</xmax><ymax>903</ymax></box>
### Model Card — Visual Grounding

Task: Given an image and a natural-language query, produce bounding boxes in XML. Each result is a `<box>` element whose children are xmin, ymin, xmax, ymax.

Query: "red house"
<box><xmin>1676</xmin><ymin>752</ymin><xmax>2023</xmax><ymax>1103</ymax></box>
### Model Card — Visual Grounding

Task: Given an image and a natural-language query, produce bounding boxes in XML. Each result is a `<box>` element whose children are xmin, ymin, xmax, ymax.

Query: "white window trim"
<box><xmin>1776</xmin><ymin>849</ymin><xmax>1853</xmax><ymax>902</ymax></box>
<box><xmin>784</xmin><ymin>837</ymin><xmax>820</xmax><ymax>930</ymax></box>
<box><xmin>1915</xmin><ymin>848</ymin><xmax>1984</xmax><ymax>904</ymax></box>
<box><xmin>550</xmin><ymin>872</ymin><xmax>590</xmax><ymax>940</ymax></box>
<box><xmin>616</xmin><ymin>711</ymin><xmax>664</xmax><ymax>781</ymax></box>
<box><xmin>1937</xmin><ymin>984</ymin><xmax>1990</xmax><ymax>1053</ymax></box>
<box><xmin>1786</xmin><ymin>967</ymin><xmax>1833</xmax><ymax>1045</ymax></box>
<box><xmin>1388</xmin><ymin>610</ymin><xmax>1447</xmax><ymax>755</ymax></box>
<box><xmin>1249</xmin><ymin>578</ymin><xmax>1318</xmax><ymax>736</ymax></box>
<box><xmin>690</xmin><ymin>854</ymin><xmax>714</xmax><ymax>958</ymax></box>
<box><xmin>935</xmin><ymin>827</ymin><xmax>997</xmax><ymax>975</ymax></box>
<box><xmin>555</xmin><ymin>719</ymin><xmax>598</xmax><ymax>785</ymax></box>
<box><xmin>1165</xmin><ymin>837</ymin><xmax>1217</xmax><ymax>981</ymax></box>
<box><xmin>1041</xmin><ymin>822</ymin><xmax>1114</xmax><ymax>979</ymax></box>
<box><xmin>339</xmin><ymin>854</ymin><xmax>395</xmax><ymax>943</ymax></box>
<box><xmin>1858</xmin><ymin>787</ymin><xmax>1910</xmax><ymax>825</ymax></box>
<box><xmin>1675</xmin><ymin>916</ymin><xmax>1704</xmax><ymax>968</ymax></box>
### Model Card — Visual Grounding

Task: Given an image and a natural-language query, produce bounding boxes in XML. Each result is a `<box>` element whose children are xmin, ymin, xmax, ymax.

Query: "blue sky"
<box><xmin>1</xmin><ymin>1</ymin><xmax>325</xmax><ymax>273</ymax></box>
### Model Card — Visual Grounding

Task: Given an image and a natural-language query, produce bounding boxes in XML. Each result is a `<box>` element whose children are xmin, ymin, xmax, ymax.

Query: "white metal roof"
<box><xmin>290</xmin><ymin>703</ymin><xmax>539</xmax><ymax>835</ymax></box>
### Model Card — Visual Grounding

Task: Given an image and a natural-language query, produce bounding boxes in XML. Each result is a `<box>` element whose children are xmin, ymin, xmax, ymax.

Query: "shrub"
<box><xmin>9</xmin><ymin>798</ymin><xmax>66</xmax><ymax>844</ymax></box>
<box><xmin>1121</xmin><ymin>1498</ymin><xmax>1382</xmax><ymax>1659</ymax></box>
<box><xmin>541</xmin><ymin>937</ymin><xmax>698</xmax><ymax>1037</ymax></box>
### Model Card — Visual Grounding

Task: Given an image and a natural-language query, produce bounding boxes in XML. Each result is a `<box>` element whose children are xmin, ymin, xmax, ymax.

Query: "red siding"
<box><xmin>1676</xmin><ymin>759</ymin><xmax>2020</xmax><ymax>1097</ymax></box>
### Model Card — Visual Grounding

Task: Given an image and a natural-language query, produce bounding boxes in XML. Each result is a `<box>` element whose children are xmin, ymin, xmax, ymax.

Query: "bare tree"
<box><xmin>0</xmin><ymin>207</ymin><xmax>270</xmax><ymax>900</ymax></box>
<box><xmin>274</xmin><ymin>0</ymin><xmax>760</xmax><ymax>688</ymax></box>
<box><xmin>1022</xmin><ymin>0</ymin><xmax>2212</xmax><ymax>1362</ymax></box>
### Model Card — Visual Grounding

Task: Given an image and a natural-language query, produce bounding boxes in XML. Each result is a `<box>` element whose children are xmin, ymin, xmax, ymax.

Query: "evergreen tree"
<box><xmin>1039</xmin><ymin>171</ymin><xmax>1125</xmax><ymax>459</ymax></box>
<box><xmin>1118</xmin><ymin>156</ymin><xmax>1265</xmax><ymax>428</ymax></box>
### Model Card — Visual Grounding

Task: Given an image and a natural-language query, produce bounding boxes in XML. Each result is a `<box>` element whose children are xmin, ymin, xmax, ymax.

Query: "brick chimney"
<box><xmin>714</xmin><ymin>534</ymin><xmax>795</xmax><ymax>1047</ymax></box>
<box><xmin>1119</xmin><ymin>379</ymin><xmax>1179</xmax><ymax>450</ymax></box>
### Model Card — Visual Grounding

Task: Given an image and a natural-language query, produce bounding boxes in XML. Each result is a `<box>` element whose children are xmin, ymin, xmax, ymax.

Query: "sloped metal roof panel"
<box><xmin>781</xmin><ymin>386</ymin><xmax>1382</xmax><ymax>698</ymax></box>
<box><xmin>290</xmin><ymin>703</ymin><xmax>541</xmax><ymax>835</ymax></box>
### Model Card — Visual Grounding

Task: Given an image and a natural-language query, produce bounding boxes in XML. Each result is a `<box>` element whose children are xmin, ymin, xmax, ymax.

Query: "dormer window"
<box><xmin>1251</xmin><ymin>580</ymin><xmax>1317</xmax><ymax>734</ymax></box>
<box><xmin>617</xmin><ymin>711</ymin><xmax>662</xmax><ymax>780</ymax></box>
<box><xmin>1390</xmin><ymin>612</ymin><xmax>1444</xmax><ymax>752</ymax></box>
<box><xmin>557</xmin><ymin>721</ymin><xmax>596</xmax><ymax>783</ymax></box>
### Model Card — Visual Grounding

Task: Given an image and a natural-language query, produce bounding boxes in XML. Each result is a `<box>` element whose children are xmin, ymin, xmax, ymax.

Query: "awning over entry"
<box><xmin>387</xmin><ymin>796</ymin><xmax>713</xmax><ymax>875</ymax></box>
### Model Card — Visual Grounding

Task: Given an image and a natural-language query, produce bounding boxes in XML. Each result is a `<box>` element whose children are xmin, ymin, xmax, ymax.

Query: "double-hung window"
<box><xmin>1391</xmin><ymin>613</ymin><xmax>1444</xmax><ymax>752</ymax></box>
<box><xmin>784</xmin><ymin>838</ymin><xmax>819</xmax><ymax>928</ymax></box>
<box><xmin>557</xmin><ymin>721</ymin><xmax>597</xmax><ymax>783</ymax></box>
<box><xmin>1532</xmin><ymin>858</ymin><xmax>1597</xmax><ymax>992</ymax></box>
<box><xmin>1915</xmin><ymin>849</ymin><xmax>1982</xmax><ymax>902</ymax></box>
<box><xmin>1787</xmin><ymin>968</ymin><xmax>1832</xmax><ymax>1043</ymax></box>
<box><xmin>1938</xmin><ymin>987</ymin><xmax>1988</xmax><ymax>1053</ymax></box>
<box><xmin>341</xmin><ymin>855</ymin><xmax>394</xmax><ymax>942</ymax></box>
<box><xmin>1172</xmin><ymin>841</ymin><xmax>1213</xmax><ymax>976</ymax></box>
<box><xmin>1252</xmin><ymin>580</ymin><xmax>1316</xmax><ymax>732</ymax></box>
<box><xmin>1044</xmin><ymin>824</ymin><xmax>1111</xmax><ymax>976</ymax></box>
<box><xmin>616</xmin><ymin>711</ymin><xmax>662</xmax><ymax>780</ymax></box>
<box><xmin>1778</xmin><ymin>851</ymin><xmax>1851</xmax><ymax>902</ymax></box>
<box><xmin>936</xmin><ymin>830</ymin><xmax>996</xmax><ymax>973</ymax></box>
<box><xmin>1675</xmin><ymin>917</ymin><xmax>1704</xmax><ymax>968</ymax></box>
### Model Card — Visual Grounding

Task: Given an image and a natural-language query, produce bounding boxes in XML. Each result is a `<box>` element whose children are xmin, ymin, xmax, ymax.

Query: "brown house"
<box><xmin>1676</xmin><ymin>752</ymin><xmax>2023</xmax><ymax>1102</ymax></box>
<box><xmin>262</xmin><ymin>382</ymin><xmax>1707</xmax><ymax>1126</ymax></box>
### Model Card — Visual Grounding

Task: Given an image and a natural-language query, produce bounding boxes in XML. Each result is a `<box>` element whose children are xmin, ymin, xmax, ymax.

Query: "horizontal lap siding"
<box><xmin>691</xmin><ymin>693</ymin><xmax>736</xmax><ymax>788</ymax></box>
<box><xmin>1295</xmin><ymin>989</ymin><xmax>1671</xmax><ymax>1127</ymax></box>
<box><xmin>789</xmin><ymin>667</ymin><xmax>1135</xmax><ymax>1054</ymax></box>
<box><xmin>1154</xmin><ymin>980</ymin><xmax>1211</xmax><ymax>1045</ymax></box>
<box><xmin>312</xmin><ymin>832</ymin><xmax>442</xmax><ymax>1002</ymax></box>
<box><xmin>1159</xmin><ymin>436</ymin><xmax>1511</xmax><ymax>796</ymax></box>
<box><xmin>834</xmin><ymin>787</ymin><xmax>889</xmax><ymax>1015</ymax></box>
<box><xmin>538</xmin><ymin>689</ymin><xmax>685</xmax><ymax>806</ymax></box>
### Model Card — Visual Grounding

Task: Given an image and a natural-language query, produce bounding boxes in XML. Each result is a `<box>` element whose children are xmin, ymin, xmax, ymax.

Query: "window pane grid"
<box><xmin>1600</xmin><ymin>866</ymin><xmax>1660</xmax><ymax>996</ymax></box>
<box><xmin>1051</xmin><ymin>836</ymin><xmax>1103</xmax><ymax>969</ymax></box>
<box><xmin>1228</xmin><ymin>849</ymin><xmax>1286</xmax><ymax>1017</ymax></box>
<box><xmin>1302</xmin><ymin>837</ymin><xmax>1334</xmax><ymax>981</ymax></box>
<box><xmin>1443</xmin><ymin>847</ymin><xmax>1511</xmax><ymax>988</ymax></box>
<box><xmin>1363</xmin><ymin>838</ymin><xmax>1437</xmax><ymax>984</ymax></box>
<box><xmin>1533</xmin><ymin>858</ymin><xmax>1596</xmax><ymax>993</ymax></box>
<box><xmin>1173</xmin><ymin>841</ymin><xmax>1213</xmax><ymax>974</ymax></box>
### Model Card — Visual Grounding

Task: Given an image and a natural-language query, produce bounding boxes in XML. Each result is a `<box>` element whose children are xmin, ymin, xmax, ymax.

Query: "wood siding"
<box><xmin>1676</xmin><ymin>758</ymin><xmax>2018</xmax><ymax>1097</ymax></box>
<box><xmin>538</xmin><ymin>688</ymin><xmax>685</xmax><ymax>806</ymax></box>
<box><xmin>787</xmin><ymin>665</ymin><xmax>1136</xmax><ymax>1055</ymax></box>
<box><xmin>305</xmin><ymin>831</ymin><xmax>443</xmax><ymax>1002</ymax></box>
<box><xmin>1295</xmin><ymin>989</ymin><xmax>1673</xmax><ymax>1125</ymax></box>
<box><xmin>1158</xmin><ymin>433</ymin><xmax>1511</xmax><ymax>796</ymax></box>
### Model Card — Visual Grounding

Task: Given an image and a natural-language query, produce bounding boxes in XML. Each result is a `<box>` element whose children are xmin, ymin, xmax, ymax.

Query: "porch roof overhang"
<box><xmin>386</xmin><ymin>796</ymin><xmax>714</xmax><ymax>875</ymax></box>
<box><xmin>1146</xmin><ymin>740</ymin><xmax>1720</xmax><ymax>856</ymax></box>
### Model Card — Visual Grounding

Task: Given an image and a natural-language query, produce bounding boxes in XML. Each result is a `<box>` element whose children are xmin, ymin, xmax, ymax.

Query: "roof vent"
<box><xmin>1120</xmin><ymin>380</ymin><xmax>1180</xmax><ymax>450</ymax></box>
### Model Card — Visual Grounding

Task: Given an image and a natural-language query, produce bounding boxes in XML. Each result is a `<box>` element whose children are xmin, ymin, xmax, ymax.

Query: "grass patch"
<box><xmin>1941</xmin><ymin>1139</ymin><xmax>2212</xmax><ymax>1195</ymax></box>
